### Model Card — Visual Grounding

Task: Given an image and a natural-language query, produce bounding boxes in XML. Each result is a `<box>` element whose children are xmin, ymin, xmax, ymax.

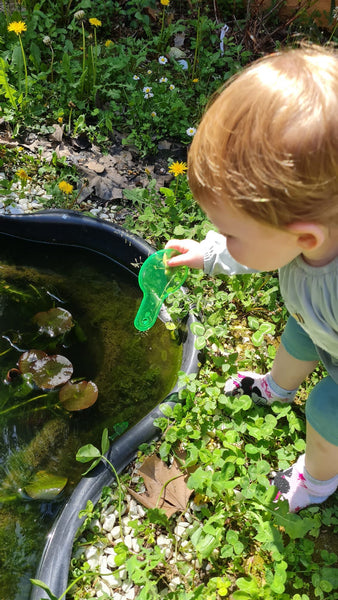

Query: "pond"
<box><xmin>0</xmin><ymin>233</ymin><xmax>182</xmax><ymax>600</ymax></box>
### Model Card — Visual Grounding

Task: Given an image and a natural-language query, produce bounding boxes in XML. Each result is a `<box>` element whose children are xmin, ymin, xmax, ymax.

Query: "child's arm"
<box><xmin>166</xmin><ymin>232</ymin><xmax>257</xmax><ymax>276</ymax></box>
<box><xmin>165</xmin><ymin>239</ymin><xmax>204</xmax><ymax>269</ymax></box>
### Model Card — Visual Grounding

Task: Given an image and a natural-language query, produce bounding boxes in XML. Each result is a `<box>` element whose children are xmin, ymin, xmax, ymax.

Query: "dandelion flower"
<box><xmin>193</xmin><ymin>78</ymin><xmax>199</xmax><ymax>83</ymax></box>
<box><xmin>133</xmin><ymin>75</ymin><xmax>140</xmax><ymax>80</ymax></box>
<box><xmin>7</xmin><ymin>21</ymin><xmax>26</xmax><ymax>35</ymax></box>
<box><xmin>169</xmin><ymin>84</ymin><xmax>175</xmax><ymax>90</ymax></box>
<box><xmin>168</xmin><ymin>161</ymin><xmax>188</xmax><ymax>177</ymax></box>
<box><xmin>58</xmin><ymin>181</ymin><xmax>74</xmax><ymax>195</ymax></box>
<box><xmin>43</xmin><ymin>35</ymin><xmax>52</xmax><ymax>45</ymax></box>
<box><xmin>16</xmin><ymin>168</ymin><xmax>28</xmax><ymax>181</ymax></box>
<box><xmin>158</xmin><ymin>56</ymin><xmax>168</xmax><ymax>65</ymax></box>
<box><xmin>105</xmin><ymin>39</ymin><xmax>114</xmax><ymax>47</ymax></box>
<box><xmin>74</xmin><ymin>10</ymin><xmax>85</xmax><ymax>20</ymax></box>
<box><xmin>151</xmin><ymin>111</ymin><xmax>157</xmax><ymax>117</ymax></box>
<box><xmin>186</xmin><ymin>127</ymin><xmax>196</xmax><ymax>137</ymax></box>
<box><xmin>161</xmin><ymin>0</ymin><xmax>170</xmax><ymax>5</ymax></box>
<box><xmin>143</xmin><ymin>86</ymin><xmax>152</xmax><ymax>94</ymax></box>
<box><xmin>89</xmin><ymin>18</ymin><xmax>102</xmax><ymax>27</ymax></box>
<box><xmin>159</xmin><ymin>77</ymin><xmax>168</xmax><ymax>83</ymax></box>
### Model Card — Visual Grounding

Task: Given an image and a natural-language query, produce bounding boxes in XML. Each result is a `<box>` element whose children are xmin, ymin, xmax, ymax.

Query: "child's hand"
<box><xmin>165</xmin><ymin>239</ymin><xmax>204</xmax><ymax>269</ymax></box>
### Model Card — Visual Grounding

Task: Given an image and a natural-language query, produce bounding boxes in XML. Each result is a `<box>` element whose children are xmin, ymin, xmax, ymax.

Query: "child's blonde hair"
<box><xmin>188</xmin><ymin>45</ymin><xmax>338</xmax><ymax>228</ymax></box>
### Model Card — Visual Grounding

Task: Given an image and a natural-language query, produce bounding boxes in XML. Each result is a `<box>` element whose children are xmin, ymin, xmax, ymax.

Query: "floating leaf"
<box><xmin>33</xmin><ymin>307</ymin><xmax>74</xmax><ymax>337</ymax></box>
<box><xmin>29</xmin><ymin>354</ymin><xmax>73</xmax><ymax>389</ymax></box>
<box><xmin>18</xmin><ymin>349</ymin><xmax>47</xmax><ymax>374</ymax></box>
<box><xmin>59</xmin><ymin>380</ymin><xmax>98</xmax><ymax>411</ymax></box>
<box><xmin>25</xmin><ymin>470</ymin><xmax>68</xmax><ymax>500</ymax></box>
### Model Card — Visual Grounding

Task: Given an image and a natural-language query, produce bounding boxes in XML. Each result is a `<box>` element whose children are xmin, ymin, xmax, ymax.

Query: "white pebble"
<box><xmin>111</xmin><ymin>525</ymin><xmax>121</xmax><ymax>539</ymax></box>
<box><xmin>96</xmin><ymin>580</ymin><xmax>111</xmax><ymax>597</ymax></box>
<box><xmin>102</xmin><ymin>514</ymin><xmax>116</xmax><ymax>532</ymax></box>
<box><xmin>157</xmin><ymin>535</ymin><xmax>171</xmax><ymax>547</ymax></box>
<box><xmin>169</xmin><ymin>576</ymin><xmax>182</xmax><ymax>590</ymax></box>
<box><xmin>124</xmin><ymin>534</ymin><xmax>133</xmax><ymax>549</ymax></box>
<box><xmin>107</xmin><ymin>553</ymin><xmax>117</xmax><ymax>568</ymax></box>
<box><xmin>101</xmin><ymin>571</ymin><xmax>121</xmax><ymax>588</ymax></box>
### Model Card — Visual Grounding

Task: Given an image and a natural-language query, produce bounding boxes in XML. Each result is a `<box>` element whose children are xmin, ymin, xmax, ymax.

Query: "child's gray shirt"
<box><xmin>200</xmin><ymin>230</ymin><xmax>338</xmax><ymax>383</ymax></box>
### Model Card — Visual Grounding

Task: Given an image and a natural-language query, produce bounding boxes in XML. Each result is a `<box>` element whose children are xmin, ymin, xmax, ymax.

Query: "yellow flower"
<box><xmin>58</xmin><ymin>181</ymin><xmax>74</xmax><ymax>194</ymax></box>
<box><xmin>160</xmin><ymin>0</ymin><xmax>170</xmax><ymax>5</ymax></box>
<box><xmin>7</xmin><ymin>21</ymin><xmax>27</xmax><ymax>35</ymax></box>
<box><xmin>57</xmin><ymin>117</ymin><xmax>63</xmax><ymax>124</ymax></box>
<box><xmin>193</xmin><ymin>78</ymin><xmax>199</xmax><ymax>83</ymax></box>
<box><xmin>16</xmin><ymin>168</ymin><xmax>28</xmax><ymax>181</ymax></box>
<box><xmin>168</xmin><ymin>161</ymin><xmax>187</xmax><ymax>177</ymax></box>
<box><xmin>89</xmin><ymin>18</ymin><xmax>102</xmax><ymax>27</ymax></box>
<box><xmin>105</xmin><ymin>39</ymin><xmax>114</xmax><ymax>47</ymax></box>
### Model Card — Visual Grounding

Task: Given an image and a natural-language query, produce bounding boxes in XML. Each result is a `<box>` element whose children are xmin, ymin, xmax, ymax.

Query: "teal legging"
<box><xmin>281</xmin><ymin>316</ymin><xmax>338</xmax><ymax>446</ymax></box>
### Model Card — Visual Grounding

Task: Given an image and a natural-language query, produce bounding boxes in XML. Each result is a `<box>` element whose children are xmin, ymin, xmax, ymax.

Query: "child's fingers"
<box><xmin>165</xmin><ymin>239</ymin><xmax>190</xmax><ymax>253</ymax></box>
<box><xmin>164</xmin><ymin>239</ymin><xmax>204</xmax><ymax>269</ymax></box>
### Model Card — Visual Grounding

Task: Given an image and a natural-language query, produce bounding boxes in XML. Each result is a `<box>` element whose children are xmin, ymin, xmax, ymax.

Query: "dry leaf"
<box><xmin>85</xmin><ymin>160</ymin><xmax>105</xmax><ymax>174</ymax></box>
<box><xmin>128</xmin><ymin>454</ymin><xmax>193</xmax><ymax>518</ymax></box>
<box><xmin>49</xmin><ymin>124</ymin><xmax>64</xmax><ymax>143</ymax></box>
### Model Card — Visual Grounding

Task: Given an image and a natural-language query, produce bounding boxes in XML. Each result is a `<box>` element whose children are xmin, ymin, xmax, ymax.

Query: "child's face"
<box><xmin>205</xmin><ymin>200</ymin><xmax>302</xmax><ymax>271</ymax></box>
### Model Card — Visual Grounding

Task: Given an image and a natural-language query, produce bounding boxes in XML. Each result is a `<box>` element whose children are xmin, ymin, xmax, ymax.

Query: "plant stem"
<box><xmin>158</xmin><ymin>6</ymin><xmax>166</xmax><ymax>51</ymax></box>
<box><xmin>18</xmin><ymin>34</ymin><xmax>28</xmax><ymax>97</ymax></box>
<box><xmin>191</xmin><ymin>1</ymin><xmax>201</xmax><ymax>81</ymax></box>
<box><xmin>0</xmin><ymin>393</ymin><xmax>48</xmax><ymax>416</ymax></box>
<box><xmin>101</xmin><ymin>456</ymin><xmax>124</xmax><ymax>541</ymax></box>
<box><xmin>81</xmin><ymin>21</ymin><xmax>86</xmax><ymax>95</ymax></box>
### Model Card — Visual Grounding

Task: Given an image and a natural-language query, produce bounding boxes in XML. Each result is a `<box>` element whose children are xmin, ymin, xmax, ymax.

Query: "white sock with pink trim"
<box><xmin>273</xmin><ymin>454</ymin><xmax>338</xmax><ymax>512</ymax></box>
<box><xmin>224</xmin><ymin>371</ymin><xmax>297</xmax><ymax>406</ymax></box>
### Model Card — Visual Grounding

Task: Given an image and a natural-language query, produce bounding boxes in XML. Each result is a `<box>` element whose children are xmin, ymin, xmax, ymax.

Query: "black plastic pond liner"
<box><xmin>0</xmin><ymin>210</ymin><xmax>199</xmax><ymax>600</ymax></box>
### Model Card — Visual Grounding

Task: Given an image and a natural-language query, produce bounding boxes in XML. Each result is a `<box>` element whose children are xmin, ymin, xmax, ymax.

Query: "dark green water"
<box><xmin>0</xmin><ymin>234</ymin><xmax>182</xmax><ymax>600</ymax></box>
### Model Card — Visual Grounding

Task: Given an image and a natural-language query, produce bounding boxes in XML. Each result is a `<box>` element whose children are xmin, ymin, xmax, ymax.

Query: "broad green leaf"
<box><xmin>190</xmin><ymin>322</ymin><xmax>205</xmax><ymax>336</ymax></box>
<box><xmin>101</xmin><ymin>428</ymin><xmax>110</xmax><ymax>455</ymax></box>
<box><xmin>76</xmin><ymin>444</ymin><xmax>101</xmax><ymax>463</ymax></box>
<box><xmin>25</xmin><ymin>470</ymin><xmax>68</xmax><ymax>500</ymax></box>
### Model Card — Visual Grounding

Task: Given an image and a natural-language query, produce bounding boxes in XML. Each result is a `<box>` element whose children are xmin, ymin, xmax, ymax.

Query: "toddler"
<box><xmin>165</xmin><ymin>45</ymin><xmax>338</xmax><ymax>513</ymax></box>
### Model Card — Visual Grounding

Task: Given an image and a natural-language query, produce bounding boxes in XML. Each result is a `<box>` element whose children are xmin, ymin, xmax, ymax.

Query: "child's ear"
<box><xmin>286</xmin><ymin>222</ymin><xmax>326</xmax><ymax>250</ymax></box>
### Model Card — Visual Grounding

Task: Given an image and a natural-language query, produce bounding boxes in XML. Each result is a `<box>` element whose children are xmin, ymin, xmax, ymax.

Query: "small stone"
<box><xmin>107</xmin><ymin>553</ymin><xmax>117</xmax><ymax>568</ymax></box>
<box><xmin>111</xmin><ymin>525</ymin><xmax>121</xmax><ymax>539</ymax></box>
<box><xmin>124</xmin><ymin>534</ymin><xmax>133</xmax><ymax>549</ymax></box>
<box><xmin>102</xmin><ymin>514</ymin><xmax>116</xmax><ymax>532</ymax></box>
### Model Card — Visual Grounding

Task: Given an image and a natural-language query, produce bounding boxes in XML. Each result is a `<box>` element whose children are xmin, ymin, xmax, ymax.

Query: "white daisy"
<box><xmin>158</xmin><ymin>56</ymin><xmax>168</xmax><ymax>64</ymax></box>
<box><xmin>159</xmin><ymin>77</ymin><xmax>168</xmax><ymax>83</ymax></box>
<box><xmin>142</xmin><ymin>86</ymin><xmax>152</xmax><ymax>94</ymax></box>
<box><xmin>144</xmin><ymin>92</ymin><xmax>154</xmax><ymax>99</ymax></box>
<box><xmin>169</xmin><ymin>84</ymin><xmax>175</xmax><ymax>90</ymax></box>
<box><xmin>133</xmin><ymin>75</ymin><xmax>140</xmax><ymax>80</ymax></box>
<box><xmin>186</xmin><ymin>127</ymin><xmax>197</xmax><ymax>136</ymax></box>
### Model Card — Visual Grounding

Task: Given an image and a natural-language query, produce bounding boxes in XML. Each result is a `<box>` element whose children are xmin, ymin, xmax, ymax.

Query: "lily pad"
<box><xmin>33</xmin><ymin>307</ymin><xmax>74</xmax><ymax>337</ymax></box>
<box><xmin>59</xmin><ymin>380</ymin><xmax>98</xmax><ymax>411</ymax></box>
<box><xmin>18</xmin><ymin>349</ymin><xmax>47</xmax><ymax>374</ymax></box>
<box><xmin>18</xmin><ymin>350</ymin><xmax>73</xmax><ymax>389</ymax></box>
<box><xmin>24</xmin><ymin>470</ymin><xmax>68</xmax><ymax>500</ymax></box>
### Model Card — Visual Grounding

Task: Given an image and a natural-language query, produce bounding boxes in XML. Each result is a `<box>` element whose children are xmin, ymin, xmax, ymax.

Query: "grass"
<box><xmin>0</xmin><ymin>1</ymin><xmax>337</xmax><ymax>599</ymax></box>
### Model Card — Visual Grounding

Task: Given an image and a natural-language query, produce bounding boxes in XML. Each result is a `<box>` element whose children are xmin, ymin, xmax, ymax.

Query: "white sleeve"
<box><xmin>200</xmin><ymin>230</ymin><xmax>257</xmax><ymax>276</ymax></box>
